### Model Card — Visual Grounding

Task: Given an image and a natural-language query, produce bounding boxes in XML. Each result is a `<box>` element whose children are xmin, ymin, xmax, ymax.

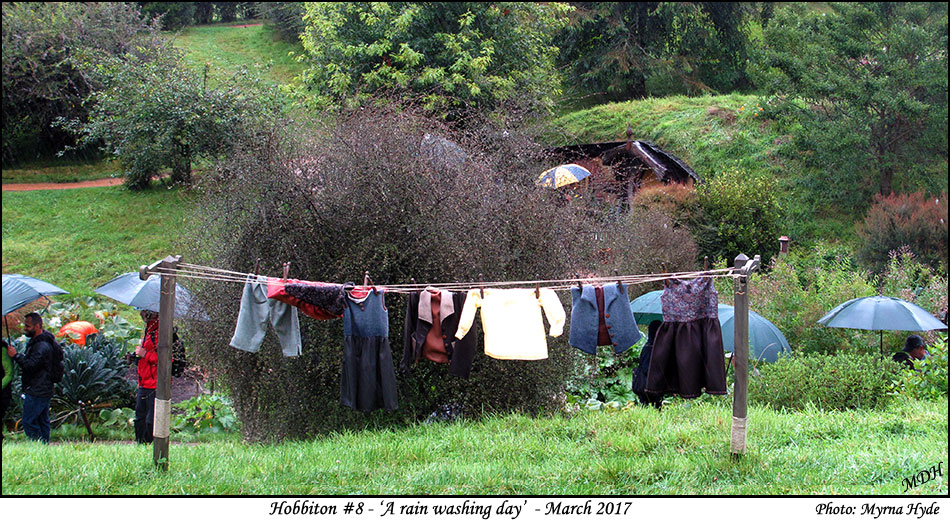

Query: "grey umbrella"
<box><xmin>718</xmin><ymin>304</ymin><xmax>791</xmax><ymax>363</ymax></box>
<box><xmin>818</xmin><ymin>295</ymin><xmax>947</xmax><ymax>355</ymax></box>
<box><xmin>95</xmin><ymin>272</ymin><xmax>206</xmax><ymax>319</ymax></box>
<box><xmin>3</xmin><ymin>273</ymin><xmax>70</xmax><ymax>342</ymax></box>
<box><xmin>2</xmin><ymin>273</ymin><xmax>69</xmax><ymax>316</ymax></box>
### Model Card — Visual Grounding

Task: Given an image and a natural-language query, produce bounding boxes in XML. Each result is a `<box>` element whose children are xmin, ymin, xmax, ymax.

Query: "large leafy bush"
<box><xmin>750</xmin><ymin>352</ymin><xmax>901</xmax><ymax>411</ymax></box>
<box><xmin>54</xmin><ymin>335</ymin><xmax>135</xmax><ymax>415</ymax></box>
<box><xmin>299</xmin><ymin>3</ymin><xmax>570</xmax><ymax>118</ymax></box>
<box><xmin>857</xmin><ymin>191</ymin><xmax>949</xmax><ymax>273</ymax></box>
<box><xmin>61</xmin><ymin>43</ymin><xmax>288</xmax><ymax>189</ymax></box>
<box><xmin>1</xmin><ymin>2</ymin><xmax>163</xmax><ymax>164</ymax></box>
<box><xmin>892</xmin><ymin>337</ymin><xmax>949</xmax><ymax>401</ymax></box>
<box><xmin>182</xmin><ymin>105</ymin><xmax>698</xmax><ymax>440</ymax></box>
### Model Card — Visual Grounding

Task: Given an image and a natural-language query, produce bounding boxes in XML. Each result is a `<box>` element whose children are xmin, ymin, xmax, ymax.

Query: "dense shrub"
<box><xmin>689</xmin><ymin>168</ymin><xmax>782</xmax><ymax>267</ymax></box>
<box><xmin>138</xmin><ymin>2</ymin><xmax>197</xmax><ymax>30</ymax></box>
<box><xmin>181</xmin><ymin>105</ymin><xmax>696</xmax><ymax>440</ymax></box>
<box><xmin>857</xmin><ymin>191</ymin><xmax>949</xmax><ymax>273</ymax></box>
<box><xmin>255</xmin><ymin>2</ymin><xmax>305</xmax><ymax>42</ymax></box>
<box><xmin>1</xmin><ymin>2</ymin><xmax>163</xmax><ymax>164</ymax></box>
<box><xmin>892</xmin><ymin>337</ymin><xmax>949</xmax><ymax>401</ymax></box>
<box><xmin>750</xmin><ymin>352</ymin><xmax>901</xmax><ymax>411</ymax></box>
<box><xmin>60</xmin><ymin>43</ymin><xmax>288</xmax><ymax>189</ymax></box>
<box><xmin>299</xmin><ymin>3</ymin><xmax>570</xmax><ymax>119</ymax></box>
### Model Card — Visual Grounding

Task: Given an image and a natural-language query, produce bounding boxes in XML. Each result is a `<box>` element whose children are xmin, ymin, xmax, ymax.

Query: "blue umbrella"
<box><xmin>718</xmin><ymin>304</ymin><xmax>791</xmax><ymax>363</ymax></box>
<box><xmin>818</xmin><ymin>295</ymin><xmax>947</xmax><ymax>354</ymax></box>
<box><xmin>2</xmin><ymin>273</ymin><xmax>69</xmax><ymax>316</ymax></box>
<box><xmin>629</xmin><ymin>290</ymin><xmax>664</xmax><ymax>325</ymax></box>
<box><xmin>537</xmin><ymin>164</ymin><xmax>592</xmax><ymax>189</ymax></box>
<box><xmin>96</xmin><ymin>272</ymin><xmax>205</xmax><ymax>319</ymax></box>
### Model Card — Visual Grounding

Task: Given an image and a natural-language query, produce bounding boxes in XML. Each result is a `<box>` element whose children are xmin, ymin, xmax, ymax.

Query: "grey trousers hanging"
<box><xmin>230</xmin><ymin>275</ymin><xmax>302</xmax><ymax>357</ymax></box>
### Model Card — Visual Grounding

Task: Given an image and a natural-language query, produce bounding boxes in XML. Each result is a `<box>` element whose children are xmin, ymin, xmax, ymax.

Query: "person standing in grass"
<box><xmin>131</xmin><ymin>310</ymin><xmax>160</xmax><ymax>444</ymax></box>
<box><xmin>1</xmin><ymin>339</ymin><xmax>14</xmax><ymax>442</ymax></box>
<box><xmin>7</xmin><ymin>313</ymin><xmax>56</xmax><ymax>443</ymax></box>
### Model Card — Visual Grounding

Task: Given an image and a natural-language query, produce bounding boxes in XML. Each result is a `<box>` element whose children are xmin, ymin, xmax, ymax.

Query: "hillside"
<box><xmin>549</xmin><ymin>94</ymin><xmax>843</xmax><ymax>242</ymax></box>
<box><xmin>173</xmin><ymin>22</ymin><xmax>306</xmax><ymax>86</ymax></box>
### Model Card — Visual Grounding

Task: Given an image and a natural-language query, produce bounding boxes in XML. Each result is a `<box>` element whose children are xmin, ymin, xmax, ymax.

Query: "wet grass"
<box><xmin>3</xmin><ymin>398</ymin><xmax>946</xmax><ymax>495</ymax></box>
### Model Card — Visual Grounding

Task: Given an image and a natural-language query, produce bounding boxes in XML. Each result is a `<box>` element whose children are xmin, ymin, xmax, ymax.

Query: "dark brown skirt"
<box><xmin>645</xmin><ymin>318</ymin><xmax>727</xmax><ymax>398</ymax></box>
<box><xmin>340</xmin><ymin>336</ymin><xmax>399</xmax><ymax>412</ymax></box>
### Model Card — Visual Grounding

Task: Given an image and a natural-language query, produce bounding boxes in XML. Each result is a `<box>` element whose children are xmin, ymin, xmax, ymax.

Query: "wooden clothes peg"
<box><xmin>282</xmin><ymin>262</ymin><xmax>290</xmax><ymax>281</ymax></box>
<box><xmin>253</xmin><ymin>257</ymin><xmax>262</xmax><ymax>276</ymax></box>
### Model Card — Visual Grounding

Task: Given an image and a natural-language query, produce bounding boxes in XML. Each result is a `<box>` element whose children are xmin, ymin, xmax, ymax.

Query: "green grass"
<box><xmin>173</xmin><ymin>22</ymin><xmax>306</xmax><ymax>86</ymax></box>
<box><xmin>2</xmin><ymin>398</ymin><xmax>946</xmax><ymax>494</ymax></box>
<box><xmin>1</xmin><ymin>159</ymin><xmax>121</xmax><ymax>184</ymax></box>
<box><xmin>1</xmin><ymin>186</ymin><xmax>190</xmax><ymax>298</ymax></box>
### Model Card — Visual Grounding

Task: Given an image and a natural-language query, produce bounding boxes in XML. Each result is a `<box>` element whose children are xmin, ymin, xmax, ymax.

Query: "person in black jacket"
<box><xmin>7</xmin><ymin>313</ymin><xmax>55</xmax><ymax>443</ymax></box>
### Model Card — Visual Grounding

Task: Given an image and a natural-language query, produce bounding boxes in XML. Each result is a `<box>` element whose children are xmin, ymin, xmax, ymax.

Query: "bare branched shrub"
<box><xmin>183</xmin><ymin>105</ymin><xmax>699</xmax><ymax>440</ymax></box>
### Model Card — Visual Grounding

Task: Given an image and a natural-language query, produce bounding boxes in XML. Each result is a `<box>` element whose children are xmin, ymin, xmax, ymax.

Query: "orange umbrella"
<box><xmin>57</xmin><ymin>321</ymin><xmax>98</xmax><ymax>346</ymax></box>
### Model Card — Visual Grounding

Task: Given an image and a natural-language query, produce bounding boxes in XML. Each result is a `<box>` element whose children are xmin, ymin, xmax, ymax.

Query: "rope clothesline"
<box><xmin>149</xmin><ymin>262</ymin><xmax>738</xmax><ymax>294</ymax></box>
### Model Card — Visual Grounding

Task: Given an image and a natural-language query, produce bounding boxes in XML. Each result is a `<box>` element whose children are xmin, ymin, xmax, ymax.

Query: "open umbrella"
<box><xmin>3</xmin><ymin>273</ymin><xmax>70</xmax><ymax>341</ymax></box>
<box><xmin>817</xmin><ymin>295</ymin><xmax>947</xmax><ymax>355</ymax></box>
<box><xmin>537</xmin><ymin>164</ymin><xmax>592</xmax><ymax>189</ymax></box>
<box><xmin>718</xmin><ymin>304</ymin><xmax>791</xmax><ymax>363</ymax></box>
<box><xmin>95</xmin><ymin>272</ymin><xmax>205</xmax><ymax>319</ymax></box>
<box><xmin>2</xmin><ymin>274</ymin><xmax>69</xmax><ymax>316</ymax></box>
<box><xmin>629</xmin><ymin>290</ymin><xmax>664</xmax><ymax>326</ymax></box>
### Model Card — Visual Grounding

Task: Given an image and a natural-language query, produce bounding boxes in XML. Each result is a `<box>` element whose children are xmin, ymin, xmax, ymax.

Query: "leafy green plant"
<box><xmin>46</xmin><ymin>296</ymin><xmax>140</xmax><ymax>344</ymax></box>
<box><xmin>892</xmin><ymin>337</ymin><xmax>949</xmax><ymax>401</ymax></box>
<box><xmin>99</xmin><ymin>407</ymin><xmax>135</xmax><ymax>429</ymax></box>
<box><xmin>299</xmin><ymin>3</ymin><xmax>571</xmax><ymax>118</ymax></box>
<box><xmin>53</xmin><ymin>335</ymin><xmax>135</xmax><ymax>418</ymax></box>
<box><xmin>172</xmin><ymin>394</ymin><xmax>239</xmax><ymax>434</ymax></box>
<box><xmin>750</xmin><ymin>352</ymin><xmax>901</xmax><ymax>411</ymax></box>
<box><xmin>567</xmin><ymin>339</ymin><xmax>645</xmax><ymax>407</ymax></box>
<box><xmin>689</xmin><ymin>167</ymin><xmax>783</xmax><ymax>267</ymax></box>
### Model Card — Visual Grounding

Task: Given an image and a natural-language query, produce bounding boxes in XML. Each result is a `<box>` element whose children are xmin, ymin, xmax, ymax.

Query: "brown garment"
<box><xmin>402</xmin><ymin>290</ymin><xmax>478</xmax><ymax>378</ymax></box>
<box><xmin>595</xmin><ymin>286</ymin><xmax>612</xmax><ymax>346</ymax></box>
<box><xmin>421</xmin><ymin>291</ymin><xmax>449</xmax><ymax>363</ymax></box>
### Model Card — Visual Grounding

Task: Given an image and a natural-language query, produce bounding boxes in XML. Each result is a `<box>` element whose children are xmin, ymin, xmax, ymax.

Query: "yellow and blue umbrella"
<box><xmin>537</xmin><ymin>164</ymin><xmax>592</xmax><ymax>189</ymax></box>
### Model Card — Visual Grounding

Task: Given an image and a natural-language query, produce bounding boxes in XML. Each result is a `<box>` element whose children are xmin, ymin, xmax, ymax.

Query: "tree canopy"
<box><xmin>299</xmin><ymin>2</ymin><xmax>571</xmax><ymax>118</ymax></box>
<box><xmin>752</xmin><ymin>2</ymin><xmax>948</xmax><ymax>201</ymax></box>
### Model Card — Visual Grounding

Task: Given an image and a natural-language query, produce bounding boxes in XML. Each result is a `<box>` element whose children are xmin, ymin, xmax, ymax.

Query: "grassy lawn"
<box><xmin>2</xmin><ymin>399</ymin><xmax>947</xmax><ymax>495</ymax></box>
<box><xmin>1</xmin><ymin>186</ymin><xmax>189</xmax><ymax>298</ymax></box>
<box><xmin>173</xmin><ymin>22</ymin><xmax>306</xmax><ymax>86</ymax></box>
<box><xmin>1</xmin><ymin>159</ymin><xmax>121</xmax><ymax>185</ymax></box>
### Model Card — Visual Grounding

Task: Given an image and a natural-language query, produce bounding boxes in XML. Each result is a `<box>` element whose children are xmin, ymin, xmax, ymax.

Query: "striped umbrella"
<box><xmin>537</xmin><ymin>164</ymin><xmax>592</xmax><ymax>189</ymax></box>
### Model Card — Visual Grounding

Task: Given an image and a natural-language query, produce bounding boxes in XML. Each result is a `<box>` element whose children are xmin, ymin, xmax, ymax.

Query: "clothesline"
<box><xmin>148</xmin><ymin>262</ymin><xmax>737</xmax><ymax>294</ymax></box>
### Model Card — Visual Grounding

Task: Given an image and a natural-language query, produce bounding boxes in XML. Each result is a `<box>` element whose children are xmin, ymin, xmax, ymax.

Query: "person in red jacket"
<box><xmin>133</xmin><ymin>310</ymin><xmax>160</xmax><ymax>444</ymax></box>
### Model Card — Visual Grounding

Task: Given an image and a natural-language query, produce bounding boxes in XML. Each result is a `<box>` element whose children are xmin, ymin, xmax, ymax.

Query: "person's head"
<box><xmin>139</xmin><ymin>310</ymin><xmax>159</xmax><ymax>324</ymax></box>
<box><xmin>23</xmin><ymin>312</ymin><xmax>44</xmax><ymax>338</ymax></box>
<box><xmin>903</xmin><ymin>335</ymin><xmax>928</xmax><ymax>360</ymax></box>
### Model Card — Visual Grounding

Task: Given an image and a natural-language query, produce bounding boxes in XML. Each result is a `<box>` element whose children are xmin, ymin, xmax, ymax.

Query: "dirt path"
<box><xmin>2</xmin><ymin>177</ymin><xmax>124</xmax><ymax>191</ymax></box>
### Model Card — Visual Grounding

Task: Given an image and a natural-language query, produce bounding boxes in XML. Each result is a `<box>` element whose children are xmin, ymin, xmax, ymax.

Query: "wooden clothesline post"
<box><xmin>140</xmin><ymin>254</ymin><xmax>181</xmax><ymax>471</ymax></box>
<box><xmin>731</xmin><ymin>253</ymin><xmax>760</xmax><ymax>458</ymax></box>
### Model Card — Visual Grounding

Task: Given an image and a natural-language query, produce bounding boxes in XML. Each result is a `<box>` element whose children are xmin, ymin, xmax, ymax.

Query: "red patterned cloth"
<box><xmin>266</xmin><ymin>278</ymin><xmax>343</xmax><ymax>320</ymax></box>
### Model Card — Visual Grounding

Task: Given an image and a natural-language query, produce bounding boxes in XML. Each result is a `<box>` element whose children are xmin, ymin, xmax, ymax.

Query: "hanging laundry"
<box><xmin>402</xmin><ymin>288</ymin><xmax>478</xmax><ymax>378</ymax></box>
<box><xmin>455</xmin><ymin>288</ymin><xmax>565</xmax><ymax>360</ymax></box>
<box><xmin>645</xmin><ymin>277</ymin><xmax>727</xmax><ymax>398</ymax></box>
<box><xmin>230</xmin><ymin>275</ymin><xmax>301</xmax><ymax>357</ymax></box>
<box><xmin>631</xmin><ymin>320</ymin><xmax>664</xmax><ymax>408</ymax></box>
<box><xmin>340</xmin><ymin>287</ymin><xmax>398</xmax><ymax>412</ymax></box>
<box><xmin>267</xmin><ymin>278</ymin><xmax>344</xmax><ymax>320</ymax></box>
<box><xmin>569</xmin><ymin>283</ymin><xmax>642</xmax><ymax>354</ymax></box>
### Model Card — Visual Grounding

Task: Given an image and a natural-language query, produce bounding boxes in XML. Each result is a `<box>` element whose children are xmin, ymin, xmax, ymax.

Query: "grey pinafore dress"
<box><xmin>340</xmin><ymin>288</ymin><xmax>398</xmax><ymax>411</ymax></box>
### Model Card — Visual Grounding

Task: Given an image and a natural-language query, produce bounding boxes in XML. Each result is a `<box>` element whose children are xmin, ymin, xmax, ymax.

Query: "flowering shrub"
<box><xmin>857</xmin><ymin>191</ymin><xmax>948</xmax><ymax>273</ymax></box>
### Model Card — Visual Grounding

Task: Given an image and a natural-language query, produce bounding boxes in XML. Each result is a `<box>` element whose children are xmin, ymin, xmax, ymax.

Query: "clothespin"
<box><xmin>576</xmin><ymin>273</ymin><xmax>582</xmax><ymax>291</ymax></box>
<box><xmin>253</xmin><ymin>257</ymin><xmax>261</xmax><ymax>276</ymax></box>
<box><xmin>478</xmin><ymin>274</ymin><xmax>485</xmax><ymax>299</ymax></box>
<box><xmin>704</xmin><ymin>256</ymin><xmax>709</xmax><ymax>272</ymax></box>
<box><xmin>613</xmin><ymin>269</ymin><xmax>623</xmax><ymax>291</ymax></box>
<box><xmin>535</xmin><ymin>274</ymin><xmax>540</xmax><ymax>299</ymax></box>
<box><xmin>282</xmin><ymin>262</ymin><xmax>290</xmax><ymax>281</ymax></box>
